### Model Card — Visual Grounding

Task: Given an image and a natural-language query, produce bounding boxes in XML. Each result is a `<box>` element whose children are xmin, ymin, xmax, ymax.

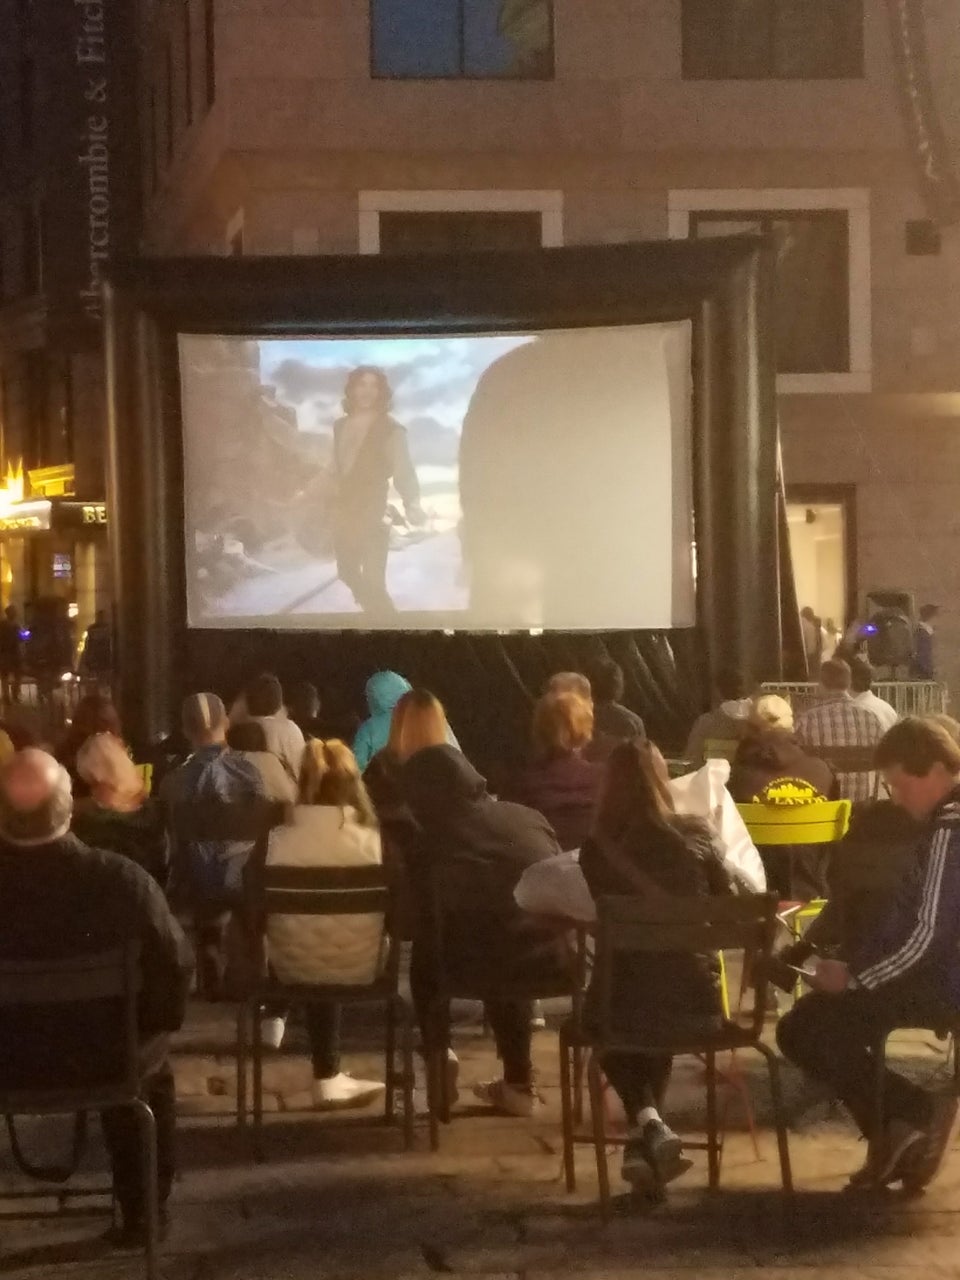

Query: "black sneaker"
<box><xmin>641</xmin><ymin>1118</ymin><xmax>689</xmax><ymax>1185</ymax></box>
<box><xmin>621</xmin><ymin>1131</ymin><xmax>655</xmax><ymax>1190</ymax></box>
<box><xmin>901</xmin><ymin>1093</ymin><xmax>959</xmax><ymax>1193</ymax></box>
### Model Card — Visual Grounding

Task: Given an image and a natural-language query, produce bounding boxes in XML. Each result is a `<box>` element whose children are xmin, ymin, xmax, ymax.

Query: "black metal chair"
<box><xmin>558</xmin><ymin>893</ymin><xmax>792</xmax><ymax>1218</ymax></box>
<box><xmin>422</xmin><ymin>865</ymin><xmax>582</xmax><ymax>1151</ymax></box>
<box><xmin>236</xmin><ymin>862</ymin><xmax>416</xmax><ymax>1159</ymax></box>
<box><xmin>0</xmin><ymin>943</ymin><xmax>162</xmax><ymax>1280</ymax></box>
<box><xmin>168</xmin><ymin>796</ymin><xmax>285</xmax><ymax>998</ymax></box>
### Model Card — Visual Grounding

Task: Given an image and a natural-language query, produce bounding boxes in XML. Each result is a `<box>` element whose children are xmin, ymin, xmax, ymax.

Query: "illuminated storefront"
<box><xmin>0</xmin><ymin>462</ymin><xmax>109</xmax><ymax>650</ymax></box>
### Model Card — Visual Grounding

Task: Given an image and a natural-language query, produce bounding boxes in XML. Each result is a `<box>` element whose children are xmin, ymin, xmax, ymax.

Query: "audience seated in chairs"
<box><xmin>587</xmin><ymin>657</ymin><xmax>646</xmax><ymax>743</ymax></box>
<box><xmin>403</xmin><ymin>744</ymin><xmax>568</xmax><ymax>1117</ymax></box>
<box><xmin>57</xmin><ymin>693</ymin><xmax>125</xmax><ymax>799</ymax></box>
<box><xmin>579</xmin><ymin>739</ymin><xmax>732</xmax><ymax>1195</ymax></box>
<box><xmin>363</xmin><ymin>687</ymin><xmax>451</xmax><ymax>838</ymax></box>
<box><xmin>254</xmin><ymin>739</ymin><xmax>385</xmax><ymax>1109</ymax></box>
<box><xmin>71</xmin><ymin>733</ymin><xmax>168</xmax><ymax>884</ymax></box>
<box><xmin>160</xmin><ymin>693</ymin><xmax>265</xmax><ymax>995</ymax></box>
<box><xmin>508</xmin><ymin>691</ymin><xmax>603</xmax><ymax>852</ymax></box>
<box><xmin>795</xmin><ymin>658</ymin><xmax>884</xmax><ymax>802</ymax></box>
<box><xmin>777</xmin><ymin>718</ymin><xmax>960</xmax><ymax>1193</ymax></box>
<box><xmin>0</xmin><ymin>749</ymin><xmax>193</xmax><ymax>1248</ymax></box>
<box><xmin>240</xmin><ymin>672</ymin><xmax>306</xmax><ymax>783</ymax></box>
<box><xmin>226</xmin><ymin>720</ymin><xmax>297</xmax><ymax>804</ymax></box>
<box><xmin>728</xmin><ymin>696</ymin><xmax>839</xmax><ymax>901</ymax></box>
<box><xmin>683</xmin><ymin>668</ymin><xmax>754</xmax><ymax>768</ymax></box>
<box><xmin>770</xmin><ymin>796</ymin><xmax>921</xmax><ymax>990</ymax></box>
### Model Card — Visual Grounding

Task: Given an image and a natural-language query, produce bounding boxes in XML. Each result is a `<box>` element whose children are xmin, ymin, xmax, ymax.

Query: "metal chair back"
<box><xmin>255</xmin><ymin>862</ymin><xmax>397</xmax><ymax>988</ymax></box>
<box><xmin>737</xmin><ymin>798</ymin><xmax>852</xmax><ymax>847</ymax></box>
<box><xmin>593</xmin><ymin>893</ymin><xmax>779</xmax><ymax>1045</ymax></box>
<box><xmin>0</xmin><ymin>943</ymin><xmax>141</xmax><ymax>1109</ymax></box>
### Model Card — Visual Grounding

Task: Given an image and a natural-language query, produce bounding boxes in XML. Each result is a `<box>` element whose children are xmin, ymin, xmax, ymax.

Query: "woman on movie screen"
<box><xmin>332</xmin><ymin>365</ymin><xmax>426</xmax><ymax>613</ymax></box>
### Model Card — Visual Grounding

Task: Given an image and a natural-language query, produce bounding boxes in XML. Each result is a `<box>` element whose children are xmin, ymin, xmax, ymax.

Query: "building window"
<box><xmin>669</xmin><ymin>188</ymin><xmax>871</xmax><ymax>393</ymax></box>
<box><xmin>183</xmin><ymin>0</ymin><xmax>193</xmax><ymax>126</ymax></box>
<box><xmin>371</xmin><ymin>0</ymin><xmax>554</xmax><ymax>79</ymax></box>
<box><xmin>378</xmin><ymin>210</ymin><xmax>544</xmax><ymax>255</ymax></box>
<box><xmin>203</xmin><ymin>0</ymin><xmax>216</xmax><ymax>107</ymax></box>
<box><xmin>682</xmin><ymin>0</ymin><xmax>863</xmax><ymax>80</ymax></box>
<box><xmin>359</xmin><ymin>190</ymin><xmax>563</xmax><ymax>254</ymax></box>
<box><xmin>692</xmin><ymin>210</ymin><xmax>849</xmax><ymax>375</ymax></box>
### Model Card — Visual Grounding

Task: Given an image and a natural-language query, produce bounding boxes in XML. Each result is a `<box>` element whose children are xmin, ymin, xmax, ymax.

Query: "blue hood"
<box><xmin>365</xmin><ymin>671</ymin><xmax>412</xmax><ymax>716</ymax></box>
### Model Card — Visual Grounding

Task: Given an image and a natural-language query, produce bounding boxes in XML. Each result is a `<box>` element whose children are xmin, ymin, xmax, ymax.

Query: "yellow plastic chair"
<box><xmin>736</xmin><ymin>799</ymin><xmax>851</xmax><ymax>848</ymax></box>
<box><xmin>134</xmin><ymin>762</ymin><xmax>154</xmax><ymax>797</ymax></box>
<box><xmin>704</xmin><ymin>738</ymin><xmax>739</xmax><ymax>762</ymax></box>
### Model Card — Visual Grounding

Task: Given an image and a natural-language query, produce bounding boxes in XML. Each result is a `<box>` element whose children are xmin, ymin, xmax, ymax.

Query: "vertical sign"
<box><xmin>42</xmin><ymin>0</ymin><xmax>139</xmax><ymax>345</ymax></box>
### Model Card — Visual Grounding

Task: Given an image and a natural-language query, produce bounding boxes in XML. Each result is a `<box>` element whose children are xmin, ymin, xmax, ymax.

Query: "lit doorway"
<box><xmin>786</xmin><ymin>485</ymin><xmax>857</xmax><ymax>653</ymax></box>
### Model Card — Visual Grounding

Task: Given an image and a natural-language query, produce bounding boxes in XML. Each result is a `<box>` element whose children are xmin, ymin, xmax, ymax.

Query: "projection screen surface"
<box><xmin>180</xmin><ymin>322</ymin><xmax>695</xmax><ymax>632</ymax></box>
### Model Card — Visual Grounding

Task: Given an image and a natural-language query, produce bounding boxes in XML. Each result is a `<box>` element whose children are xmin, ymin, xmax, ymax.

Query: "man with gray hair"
<box><xmin>0</xmin><ymin>749</ymin><xmax>193</xmax><ymax>1246</ymax></box>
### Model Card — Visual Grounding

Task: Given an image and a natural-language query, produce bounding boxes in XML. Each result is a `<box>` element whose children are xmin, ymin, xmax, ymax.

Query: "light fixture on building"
<box><xmin>0</xmin><ymin>461</ymin><xmax>25</xmax><ymax>518</ymax></box>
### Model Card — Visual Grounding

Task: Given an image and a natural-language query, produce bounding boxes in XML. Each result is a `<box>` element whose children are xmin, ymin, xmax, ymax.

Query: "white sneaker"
<box><xmin>530</xmin><ymin>1000</ymin><xmax>547</xmax><ymax>1030</ymax></box>
<box><xmin>472</xmin><ymin>1078</ymin><xmax>542</xmax><ymax>1119</ymax></box>
<box><xmin>260</xmin><ymin>1016</ymin><xmax>286</xmax><ymax>1050</ymax></box>
<box><xmin>312</xmin><ymin>1072</ymin><xmax>386</xmax><ymax>1110</ymax></box>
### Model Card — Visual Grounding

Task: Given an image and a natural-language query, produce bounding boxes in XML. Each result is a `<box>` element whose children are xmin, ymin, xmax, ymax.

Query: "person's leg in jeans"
<box><xmin>601</xmin><ymin>1053</ymin><xmax>672</xmax><ymax>1125</ymax></box>
<box><xmin>410</xmin><ymin>937</ymin><xmax>450</xmax><ymax>1057</ymax></box>
<box><xmin>777</xmin><ymin>983</ymin><xmax>941</xmax><ymax>1135</ymax></box>
<box><xmin>305</xmin><ymin>1002</ymin><xmax>342</xmax><ymax>1078</ymax></box>
<box><xmin>304</xmin><ymin>1001</ymin><xmax>384</xmax><ymax>1107</ymax></box>
<box><xmin>100</xmin><ymin>1062</ymin><xmax>176</xmax><ymax>1232</ymax></box>
<box><xmin>484</xmin><ymin>1000</ymin><xmax>534</xmax><ymax>1087</ymax></box>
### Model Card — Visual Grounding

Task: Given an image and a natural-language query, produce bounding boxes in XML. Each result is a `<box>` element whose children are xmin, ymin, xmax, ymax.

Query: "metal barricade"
<box><xmin>760</xmin><ymin>681</ymin><xmax>948</xmax><ymax>719</ymax></box>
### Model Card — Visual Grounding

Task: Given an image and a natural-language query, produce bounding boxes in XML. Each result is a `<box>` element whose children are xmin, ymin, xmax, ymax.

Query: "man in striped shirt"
<box><xmin>795</xmin><ymin>658</ymin><xmax>884</xmax><ymax>802</ymax></box>
<box><xmin>777</xmin><ymin>718</ymin><xmax>960</xmax><ymax>1192</ymax></box>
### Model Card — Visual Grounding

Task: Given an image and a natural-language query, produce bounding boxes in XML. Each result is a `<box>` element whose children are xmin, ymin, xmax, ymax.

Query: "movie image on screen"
<box><xmin>179</xmin><ymin>321</ymin><xmax>695</xmax><ymax>632</ymax></box>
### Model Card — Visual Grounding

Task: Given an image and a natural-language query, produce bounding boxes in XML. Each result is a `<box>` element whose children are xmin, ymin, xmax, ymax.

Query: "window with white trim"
<box><xmin>359</xmin><ymin>190</ymin><xmax>563</xmax><ymax>255</ymax></box>
<box><xmin>669</xmin><ymin>189</ymin><xmax>871</xmax><ymax>394</ymax></box>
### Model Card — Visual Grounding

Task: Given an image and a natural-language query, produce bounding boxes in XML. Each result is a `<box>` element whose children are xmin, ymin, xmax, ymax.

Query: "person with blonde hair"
<box><xmin>260</xmin><ymin>738</ymin><xmax>385</xmax><ymax>1108</ymax></box>
<box><xmin>364</xmin><ymin>688</ymin><xmax>455</xmax><ymax>835</ymax></box>
<box><xmin>509</xmin><ymin>691</ymin><xmax>603</xmax><ymax>851</ymax></box>
<box><xmin>750</xmin><ymin>694</ymin><xmax>794</xmax><ymax>733</ymax></box>
<box><xmin>72</xmin><ymin>733</ymin><xmax>167</xmax><ymax>883</ymax></box>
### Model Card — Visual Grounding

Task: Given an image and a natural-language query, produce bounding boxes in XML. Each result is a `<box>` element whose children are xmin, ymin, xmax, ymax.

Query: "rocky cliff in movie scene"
<box><xmin>179</xmin><ymin>323</ymin><xmax>696</xmax><ymax>634</ymax></box>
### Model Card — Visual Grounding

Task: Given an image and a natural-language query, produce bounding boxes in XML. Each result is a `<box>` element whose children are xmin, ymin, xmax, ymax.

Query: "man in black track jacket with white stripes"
<box><xmin>778</xmin><ymin>717</ymin><xmax>960</xmax><ymax>1193</ymax></box>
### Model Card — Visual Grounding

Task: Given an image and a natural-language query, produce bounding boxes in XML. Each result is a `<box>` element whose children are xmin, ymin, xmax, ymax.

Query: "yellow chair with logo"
<box><xmin>736</xmin><ymin>797</ymin><xmax>852</xmax><ymax>849</ymax></box>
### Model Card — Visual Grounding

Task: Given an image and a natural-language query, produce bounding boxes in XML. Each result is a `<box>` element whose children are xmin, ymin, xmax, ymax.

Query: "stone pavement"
<box><xmin>2</xmin><ymin>1000</ymin><xmax>959</xmax><ymax>1279</ymax></box>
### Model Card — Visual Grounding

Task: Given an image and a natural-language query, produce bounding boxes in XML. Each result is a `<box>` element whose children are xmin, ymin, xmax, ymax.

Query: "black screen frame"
<box><xmin>105</xmin><ymin>237</ymin><xmax>780</xmax><ymax>745</ymax></box>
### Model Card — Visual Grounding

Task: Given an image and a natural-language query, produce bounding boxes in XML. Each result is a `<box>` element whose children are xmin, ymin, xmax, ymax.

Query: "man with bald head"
<box><xmin>0</xmin><ymin>749</ymin><xmax>193</xmax><ymax>1246</ymax></box>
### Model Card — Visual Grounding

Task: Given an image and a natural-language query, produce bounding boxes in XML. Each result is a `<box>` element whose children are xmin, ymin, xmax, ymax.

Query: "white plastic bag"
<box><xmin>669</xmin><ymin>759</ymin><xmax>766</xmax><ymax>893</ymax></box>
<box><xmin>514</xmin><ymin>849</ymin><xmax>596</xmax><ymax>923</ymax></box>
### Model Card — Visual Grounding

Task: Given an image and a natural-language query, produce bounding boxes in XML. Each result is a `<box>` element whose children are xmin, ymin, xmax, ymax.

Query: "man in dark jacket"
<box><xmin>402</xmin><ymin>744</ymin><xmax>566</xmax><ymax>1117</ymax></box>
<box><xmin>777</xmin><ymin>718</ymin><xmax>960</xmax><ymax>1192</ymax></box>
<box><xmin>0</xmin><ymin>749</ymin><xmax>194</xmax><ymax>1245</ymax></box>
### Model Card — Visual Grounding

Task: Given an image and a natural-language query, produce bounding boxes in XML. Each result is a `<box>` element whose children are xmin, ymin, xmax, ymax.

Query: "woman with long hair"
<box><xmin>363</xmin><ymin>688</ymin><xmax>454</xmax><ymax>829</ymax></box>
<box><xmin>261</xmin><ymin>739</ymin><xmax>384</xmax><ymax>1108</ymax></box>
<box><xmin>509</xmin><ymin>691</ymin><xmax>603</xmax><ymax>851</ymax></box>
<box><xmin>72</xmin><ymin>733</ymin><xmax>167</xmax><ymax>884</ymax></box>
<box><xmin>580</xmin><ymin>738</ymin><xmax>731</xmax><ymax>1195</ymax></box>
<box><xmin>332</xmin><ymin>365</ymin><xmax>425</xmax><ymax>614</ymax></box>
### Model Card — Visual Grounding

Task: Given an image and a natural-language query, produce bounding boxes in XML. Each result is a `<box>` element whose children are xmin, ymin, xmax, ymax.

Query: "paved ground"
<box><xmin>2</xmin><ymin>999</ymin><xmax>959</xmax><ymax>1279</ymax></box>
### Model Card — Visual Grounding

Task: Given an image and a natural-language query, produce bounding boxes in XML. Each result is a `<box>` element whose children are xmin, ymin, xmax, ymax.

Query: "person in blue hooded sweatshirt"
<box><xmin>354</xmin><ymin>672</ymin><xmax>460</xmax><ymax>771</ymax></box>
